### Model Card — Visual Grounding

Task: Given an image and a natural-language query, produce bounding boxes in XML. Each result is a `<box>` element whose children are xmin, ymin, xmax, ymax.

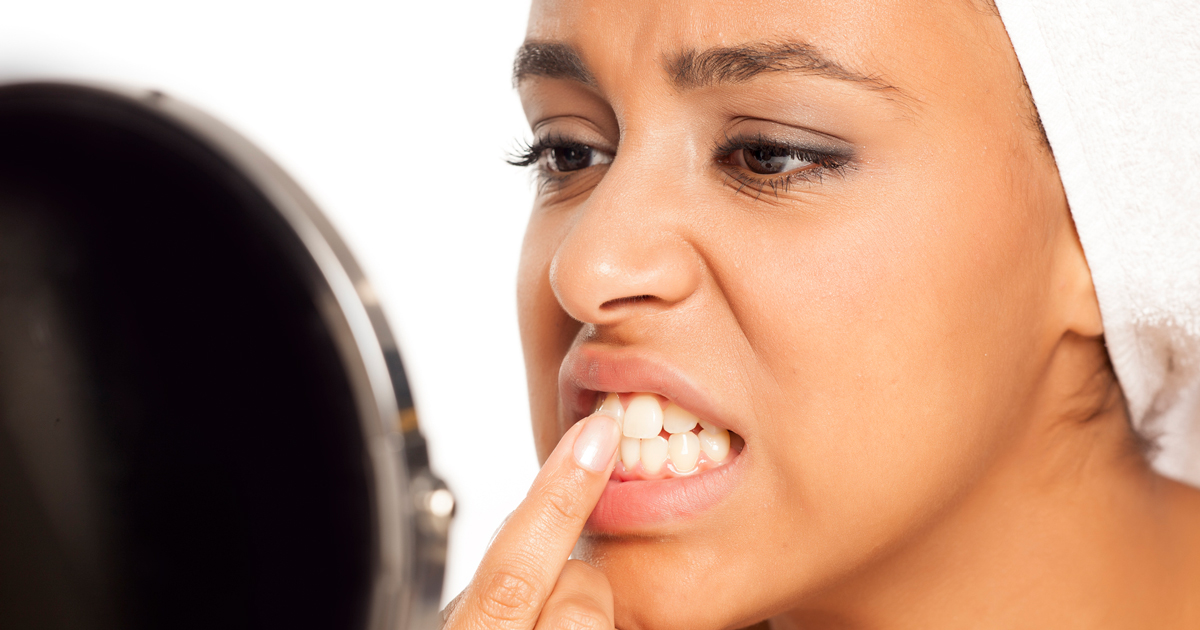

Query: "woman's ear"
<box><xmin>1055</xmin><ymin>216</ymin><xmax>1105</xmax><ymax>339</ymax></box>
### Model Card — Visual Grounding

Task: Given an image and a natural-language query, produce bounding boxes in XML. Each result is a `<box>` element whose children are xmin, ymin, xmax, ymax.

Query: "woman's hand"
<box><xmin>441</xmin><ymin>413</ymin><xmax>622</xmax><ymax>630</ymax></box>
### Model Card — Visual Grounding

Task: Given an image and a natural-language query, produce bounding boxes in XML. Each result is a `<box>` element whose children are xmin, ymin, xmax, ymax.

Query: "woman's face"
<box><xmin>516</xmin><ymin>0</ymin><xmax>1074</xmax><ymax>627</ymax></box>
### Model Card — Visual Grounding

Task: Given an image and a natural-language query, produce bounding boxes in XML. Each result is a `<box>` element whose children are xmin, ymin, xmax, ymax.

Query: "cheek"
<box><xmin>517</xmin><ymin>209</ymin><xmax>581</xmax><ymax>463</ymax></box>
<box><xmin>726</xmin><ymin>160</ymin><xmax>1056</xmax><ymax>559</ymax></box>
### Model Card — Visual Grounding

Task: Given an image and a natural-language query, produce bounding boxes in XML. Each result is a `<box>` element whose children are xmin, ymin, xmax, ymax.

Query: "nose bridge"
<box><xmin>549</xmin><ymin>142</ymin><xmax>703</xmax><ymax>326</ymax></box>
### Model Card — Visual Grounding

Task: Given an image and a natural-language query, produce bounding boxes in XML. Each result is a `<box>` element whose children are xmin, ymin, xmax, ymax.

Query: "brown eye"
<box><xmin>728</xmin><ymin>146</ymin><xmax>815</xmax><ymax>175</ymax></box>
<box><xmin>541</xmin><ymin>145</ymin><xmax>613</xmax><ymax>172</ymax></box>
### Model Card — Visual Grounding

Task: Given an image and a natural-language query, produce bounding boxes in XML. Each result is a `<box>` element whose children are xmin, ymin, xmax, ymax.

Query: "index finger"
<box><xmin>449</xmin><ymin>413</ymin><xmax>620</xmax><ymax>630</ymax></box>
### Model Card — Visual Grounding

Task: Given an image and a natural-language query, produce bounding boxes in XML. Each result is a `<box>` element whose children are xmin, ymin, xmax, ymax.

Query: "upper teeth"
<box><xmin>623</xmin><ymin>395</ymin><xmax>663</xmax><ymax>438</ymax></box>
<box><xmin>594</xmin><ymin>392</ymin><xmax>732</xmax><ymax>475</ymax></box>
<box><xmin>663</xmin><ymin>403</ymin><xmax>698</xmax><ymax>433</ymax></box>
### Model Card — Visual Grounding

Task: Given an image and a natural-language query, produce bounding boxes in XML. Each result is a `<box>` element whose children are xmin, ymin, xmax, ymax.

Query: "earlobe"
<box><xmin>1058</xmin><ymin>221</ymin><xmax>1105</xmax><ymax>339</ymax></box>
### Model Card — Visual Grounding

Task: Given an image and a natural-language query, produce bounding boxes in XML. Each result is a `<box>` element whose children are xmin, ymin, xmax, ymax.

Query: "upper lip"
<box><xmin>558</xmin><ymin>344</ymin><xmax>740</xmax><ymax>438</ymax></box>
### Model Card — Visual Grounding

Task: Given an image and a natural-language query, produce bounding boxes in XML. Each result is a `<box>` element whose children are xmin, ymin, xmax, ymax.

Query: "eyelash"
<box><xmin>507</xmin><ymin>132</ymin><xmax>851</xmax><ymax>196</ymax></box>
<box><xmin>508</xmin><ymin>133</ymin><xmax>607</xmax><ymax>170</ymax></box>
<box><xmin>713</xmin><ymin>133</ymin><xmax>851</xmax><ymax>197</ymax></box>
<box><xmin>507</xmin><ymin>134</ymin><xmax>601</xmax><ymax>192</ymax></box>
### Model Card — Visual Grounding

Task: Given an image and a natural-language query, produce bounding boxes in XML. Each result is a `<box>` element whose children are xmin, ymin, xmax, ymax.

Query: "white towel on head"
<box><xmin>993</xmin><ymin>0</ymin><xmax>1200</xmax><ymax>485</ymax></box>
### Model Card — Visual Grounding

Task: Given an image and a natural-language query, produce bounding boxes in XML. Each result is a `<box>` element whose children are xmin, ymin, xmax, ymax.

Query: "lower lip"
<box><xmin>586</xmin><ymin>450</ymin><xmax>745</xmax><ymax>533</ymax></box>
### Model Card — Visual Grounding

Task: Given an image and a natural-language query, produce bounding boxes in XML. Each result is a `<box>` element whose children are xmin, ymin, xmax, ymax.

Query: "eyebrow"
<box><xmin>513</xmin><ymin>40</ymin><xmax>907</xmax><ymax>99</ymax></box>
<box><xmin>667</xmin><ymin>41</ymin><xmax>903</xmax><ymax>95</ymax></box>
<box><xmin>512</xmin><ymin>42</ymin><xmax>596</xmax><ymax>87</ymax></box>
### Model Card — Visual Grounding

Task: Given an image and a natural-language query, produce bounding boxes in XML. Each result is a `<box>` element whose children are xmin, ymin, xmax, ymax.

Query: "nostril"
<box><xmin>601</xmin><ymin>295</ymin><xmax>655</xmax><ymax>309</ymax></box>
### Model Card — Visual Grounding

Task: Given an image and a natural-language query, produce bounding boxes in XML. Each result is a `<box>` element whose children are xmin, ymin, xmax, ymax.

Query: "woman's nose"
<box><xmin>548</xmin><ymin>169</ymin><xmax>703</xmax><ymax>326</ymax></box>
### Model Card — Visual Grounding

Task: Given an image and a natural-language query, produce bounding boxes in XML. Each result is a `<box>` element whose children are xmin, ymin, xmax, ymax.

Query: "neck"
<box><xmin>773</xmin><ymin>404</ymin><xmax>1200</xmax><ymax>630</ymax></box>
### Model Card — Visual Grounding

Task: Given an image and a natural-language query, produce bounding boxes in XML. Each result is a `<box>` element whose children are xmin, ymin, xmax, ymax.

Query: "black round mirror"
<box><xmin>0</xmin><ymin>82</ymin><xmax>451</xmax><ymax>630</ymax></box>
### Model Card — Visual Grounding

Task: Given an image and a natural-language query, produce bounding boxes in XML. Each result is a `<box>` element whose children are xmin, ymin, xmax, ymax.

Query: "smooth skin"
<box><xmin>442</xmin><ymin>0</ymin><xmax>1200</xmax><ymax>628</ymax></box>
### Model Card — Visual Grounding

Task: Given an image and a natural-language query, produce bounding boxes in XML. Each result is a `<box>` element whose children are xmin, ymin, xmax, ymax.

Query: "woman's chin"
<box><xmin>576</xmin><ymin>533</ymin><xmax>765</xmax><ymax>630</ymax></box>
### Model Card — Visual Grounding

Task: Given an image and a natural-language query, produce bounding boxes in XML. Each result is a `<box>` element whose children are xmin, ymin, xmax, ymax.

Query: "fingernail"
<box><xmin>573</xmin><ymin>414</ymin><xmax>620</xmax><ymax>472</ymax></box>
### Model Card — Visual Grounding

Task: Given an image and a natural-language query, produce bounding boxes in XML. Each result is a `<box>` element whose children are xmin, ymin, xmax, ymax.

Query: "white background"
<box><xmin>1</xmin><ymin>0</ymin><xmax>538</xmax><ymax>606</ymax></box>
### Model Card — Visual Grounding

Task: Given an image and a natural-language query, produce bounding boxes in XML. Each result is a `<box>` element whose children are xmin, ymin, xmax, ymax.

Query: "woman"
<box><xmin>443</xmin><ymin>0</ymin><xmax>1200</xmax><ymax>628</ymax></box>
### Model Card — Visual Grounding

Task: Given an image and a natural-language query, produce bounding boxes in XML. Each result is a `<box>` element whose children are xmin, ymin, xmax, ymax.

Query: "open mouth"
<box><xmin>592</xmin><ymin>392</ymin><xmax>745</xmax><ymax>479</ymax></box>
<box><xmin>561</xmin><ymin>347</ymin><xmax>748</xmax><ymax>530</ymax></box>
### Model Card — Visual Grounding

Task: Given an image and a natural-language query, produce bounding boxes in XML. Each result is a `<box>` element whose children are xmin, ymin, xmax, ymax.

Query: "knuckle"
<box><xmin>438</xmin><ymin>593</ymin><xmax>461</xmax><ymax>628</ymax></box>
<box><xmin>476</xmin><ymin>569</ymin><xmax>541</xmax><ymax>623</ymax></box>
<box><xmin>537</xmin><ymin>479</ymin><xmax>589</xmax><ymax>527</ymax></box>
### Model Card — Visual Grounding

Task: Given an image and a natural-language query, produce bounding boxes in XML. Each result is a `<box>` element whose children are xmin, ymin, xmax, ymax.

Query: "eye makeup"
<box><xmin>713</xmin><ymin>132</ymin><xmax>854</xmax><ymax>197</ymax></box>
<box><xmin>508</xmin><ymin>132</ymin><xmax>613</xmax><ymax>172</ymax></box>
<box><xmin>508</xmin><ymin>125</ymin><xmax>856</xmax><ymax>199</ymax></box>
<box><xmin>508</xmin><ymin>131</ymin><xmax>614</xmax><ymax>195</ymax></box>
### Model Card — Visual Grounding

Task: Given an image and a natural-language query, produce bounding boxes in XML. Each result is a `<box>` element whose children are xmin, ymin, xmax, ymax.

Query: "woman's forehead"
<box><xmin>520</xmin><ymin>0</ymin><xmax>1027</xmax><ymax>146</ymax></box>
<box><xmin>523</xmin><ymin>0</ymin><xmax>1006</xmax><ymax>103</ymax></box>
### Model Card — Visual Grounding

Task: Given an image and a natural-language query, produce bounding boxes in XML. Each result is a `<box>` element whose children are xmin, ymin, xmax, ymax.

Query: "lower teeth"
<box><xmin>641</xmin><ymin>435</ymin><xmax>670</xmax><ymax>474</ymax></box>
<box><xmin>668</xmin><ymin>432</ymin><xmax>700</xmax><ymax>473</ymax></box>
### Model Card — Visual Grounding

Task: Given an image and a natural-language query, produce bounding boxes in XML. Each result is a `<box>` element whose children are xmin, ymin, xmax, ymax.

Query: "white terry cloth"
<box><xmin>994</xmin><ymin>0</ymin><xmax>1200</xmax><ymax>485</ymax></box>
